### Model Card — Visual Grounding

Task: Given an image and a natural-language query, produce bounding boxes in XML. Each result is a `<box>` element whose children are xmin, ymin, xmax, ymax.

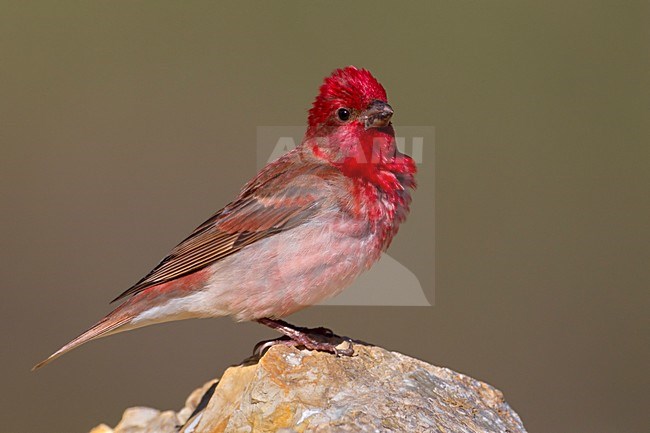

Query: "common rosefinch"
<box><xmin>33</xmin><ymin>66</ymin><xmax>416</xmax><ymax>370</ymax></box>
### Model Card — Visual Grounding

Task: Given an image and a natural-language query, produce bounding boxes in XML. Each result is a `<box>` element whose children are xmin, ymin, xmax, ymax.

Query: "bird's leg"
<box><xmin>256</xmin><ymin>318</ymin><xmax>353</xmax><ymax>356</ymax></box>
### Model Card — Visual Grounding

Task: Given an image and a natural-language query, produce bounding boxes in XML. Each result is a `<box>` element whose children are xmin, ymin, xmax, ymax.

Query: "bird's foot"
<box><xmin>289</xmin><ymin>329</ymin><xmax>354</xmax><ymax>356</ymax></box>
<box><xmin>255</xmin><ymin>318</ymin><xmax>354</xmax><ymax>357</ymax></box>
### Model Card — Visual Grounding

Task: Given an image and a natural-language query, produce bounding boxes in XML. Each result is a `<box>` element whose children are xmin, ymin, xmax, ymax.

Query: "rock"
<box><xmin>89</xmin><ymin>425</ymin><xmax>113</xmax><ymax>433</ymax></box>
<box><xmin>91</xmin><ymin>344</ymin><xmax>527</xmax><ymax>433</ymax></box>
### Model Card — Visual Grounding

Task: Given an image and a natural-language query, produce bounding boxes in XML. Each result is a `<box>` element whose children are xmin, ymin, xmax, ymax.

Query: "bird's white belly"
<box><xmin>193</xmin><ymin>216</ymin><xmax>380</xmax><ymax>321</ymax></box>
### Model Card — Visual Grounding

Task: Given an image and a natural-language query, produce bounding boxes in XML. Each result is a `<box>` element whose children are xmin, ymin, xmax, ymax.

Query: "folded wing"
<box><xmin>112</xmin><ymin>154</ymin><xmax>337</xmax><ymax>303</ymax></box>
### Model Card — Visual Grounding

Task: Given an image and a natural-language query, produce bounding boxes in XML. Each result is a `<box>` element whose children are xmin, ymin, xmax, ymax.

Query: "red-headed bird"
<box><xmin>33</xmin><ymin>66</ymin><xmax>416</xmax><ymax>370</ymax></box>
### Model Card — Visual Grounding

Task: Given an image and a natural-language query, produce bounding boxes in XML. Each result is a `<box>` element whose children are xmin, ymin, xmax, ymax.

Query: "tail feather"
<box><xmin>32</xmin><ymin>311</ymin><xmax>133</xmax><ymax>371</ymax></box>
<box><xmin>33</xmin><ymin>276</ymin><xmax>204</xmax><ymax>371</ymax></box>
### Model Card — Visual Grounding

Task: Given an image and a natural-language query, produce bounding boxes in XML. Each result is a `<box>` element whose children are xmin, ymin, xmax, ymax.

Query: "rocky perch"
<box><xmin>90</xmin><ymin>344</ymin><xmax>527</xmax><ymax>433</ymax></box>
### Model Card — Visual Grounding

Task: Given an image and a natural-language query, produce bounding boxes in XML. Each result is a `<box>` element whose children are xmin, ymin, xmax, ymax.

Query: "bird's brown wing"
<box><xmin>111</xmin><ymin>156</ymin><xmax>335</xmax><ymax>303</ymax></box>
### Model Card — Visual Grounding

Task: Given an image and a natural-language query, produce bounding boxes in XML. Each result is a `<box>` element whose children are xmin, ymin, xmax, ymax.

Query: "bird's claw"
<box><xmin>253</xmin><ymin>336</ymin><xmax>296</xmax><ymax>358</ymax></box>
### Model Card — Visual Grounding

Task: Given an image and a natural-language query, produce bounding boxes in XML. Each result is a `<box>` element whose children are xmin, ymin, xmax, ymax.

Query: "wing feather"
<box><xmin>111</xmin><ymin>153</ymin><xmax>335</xmax><ymax>303</ymax></box>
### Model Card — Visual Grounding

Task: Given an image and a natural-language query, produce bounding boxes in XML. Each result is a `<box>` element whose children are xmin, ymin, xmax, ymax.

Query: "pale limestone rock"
<box><xmin>89</xmin><ymin>424</ymin><xmax>113</xmax><ymax>433</ymax></box>
<box><xmin>90</xmin><ymin>344</ymin><xmax>527</xmax><ymax>433</ymax></box>
<box><xmin>111</xmin><ymin>407</ymin><xmax>178</xmax><ymax>433</ymax></box>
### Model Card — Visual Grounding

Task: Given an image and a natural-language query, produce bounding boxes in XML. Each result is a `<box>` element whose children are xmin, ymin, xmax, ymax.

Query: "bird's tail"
<box><xmin>32</xmin><ymin>304</ymin><xmax>134</xmax><ymax>371</ymax></box>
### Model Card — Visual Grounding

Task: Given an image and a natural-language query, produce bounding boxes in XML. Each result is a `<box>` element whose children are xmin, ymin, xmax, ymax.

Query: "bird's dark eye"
<box><xmin>337</xmin><ymin>108</ymin><xmax>351</xmax><ymax>121</ymax></box>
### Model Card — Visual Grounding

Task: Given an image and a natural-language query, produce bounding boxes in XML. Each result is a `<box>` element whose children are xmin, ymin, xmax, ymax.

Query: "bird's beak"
<box><xmin>363</xmin><ymin>100</ymin><xmax>394</xmax><ymax>129</ymax></box>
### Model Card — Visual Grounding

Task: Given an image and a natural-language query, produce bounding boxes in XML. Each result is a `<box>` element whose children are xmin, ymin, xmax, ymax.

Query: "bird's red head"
<box><xmin>307</xmin><ymin>66</ymin><xmax>389</xmax><ymax>134</ymax></box>
<box><xmin>305</xmin><ymin>67</ymin><xmax>403</xmax><ymax>173</ymax></box>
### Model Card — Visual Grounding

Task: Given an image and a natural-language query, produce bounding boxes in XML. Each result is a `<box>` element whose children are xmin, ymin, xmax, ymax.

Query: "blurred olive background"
<box><xmin>1</xmin><ymin>2</ymin><xmax>647</xmax><ymax>432</ymax></box>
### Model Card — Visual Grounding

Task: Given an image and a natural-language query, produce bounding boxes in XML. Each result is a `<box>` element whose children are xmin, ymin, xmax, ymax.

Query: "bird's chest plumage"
<box><xmin>347</xmin><ymin>168</ymin><xmax>414</xmax><ymax>253</ymax></box>
<box><xmin>203</xmin><ymin>169</ymin><xmax>413</xmax><ymax>321</ymax></box>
